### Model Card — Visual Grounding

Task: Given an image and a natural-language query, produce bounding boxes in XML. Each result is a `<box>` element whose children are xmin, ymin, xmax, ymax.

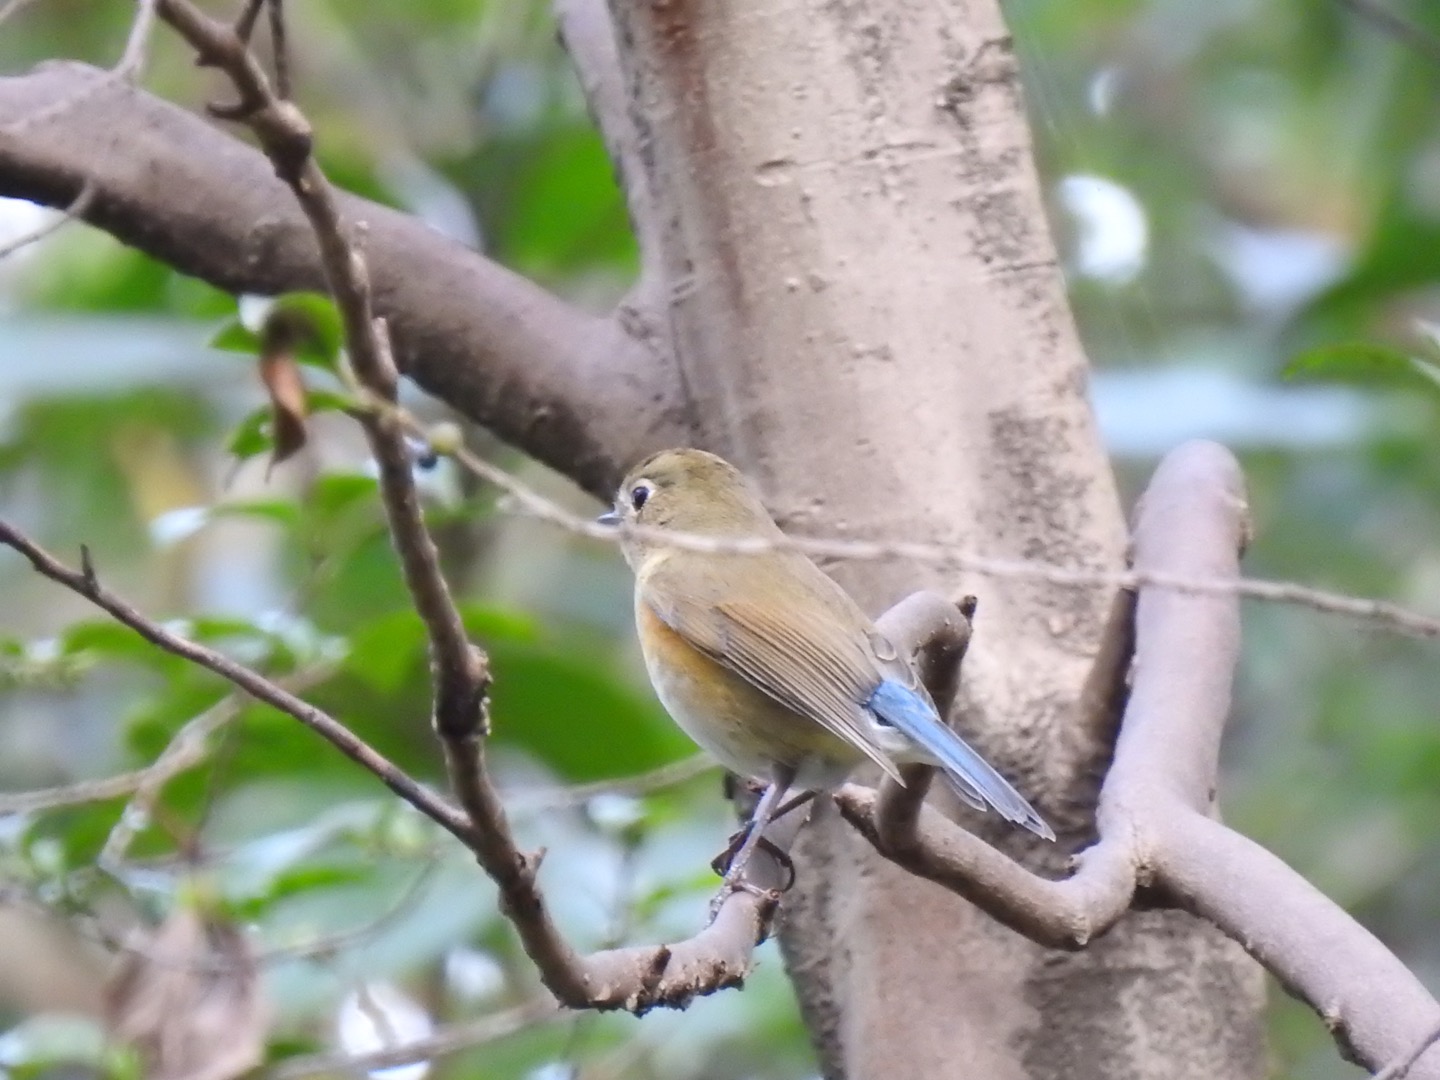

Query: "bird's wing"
<box><xmin>642</xmin><ymin>557</ymin><xmax>904</xmax><ymax>784</ymax></box>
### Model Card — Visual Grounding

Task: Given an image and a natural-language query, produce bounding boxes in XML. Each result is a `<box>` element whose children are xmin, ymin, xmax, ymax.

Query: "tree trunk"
<box><xmin>606</xmin><ymin>0</ymin><xmax>1267</xmax><ymax>1075</ymax></box>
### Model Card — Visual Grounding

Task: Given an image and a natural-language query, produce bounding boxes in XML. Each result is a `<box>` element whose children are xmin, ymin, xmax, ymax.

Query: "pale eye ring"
<box><xmin>630</xmin><ymin>482</ymin><xmax>653</xmax><ymax>512</ymax></box>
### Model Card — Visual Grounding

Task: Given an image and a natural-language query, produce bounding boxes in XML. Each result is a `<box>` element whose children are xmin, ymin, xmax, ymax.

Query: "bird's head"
<box><xmin>598</xmin><ymin>448</ymin><xmax>781</xmax><ymax>569</ymax></box>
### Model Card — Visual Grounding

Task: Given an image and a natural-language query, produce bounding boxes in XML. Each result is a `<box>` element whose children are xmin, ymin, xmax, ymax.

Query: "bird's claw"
<box><xmin>708</xmin><ymin>829</ymin><xmax>800</xmax><ymax>904</ymax></box>
<box><xmin>707</xmin><ymin>878</ymin><xmax>782</xmax><ymax>922</ymax></box>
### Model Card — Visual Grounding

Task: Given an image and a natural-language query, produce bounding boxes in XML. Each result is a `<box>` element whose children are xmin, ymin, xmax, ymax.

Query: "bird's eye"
<box><xmin>630</xmin><ymin>482</ymin><xmax>652</xmax><ymax>512</ymax></box>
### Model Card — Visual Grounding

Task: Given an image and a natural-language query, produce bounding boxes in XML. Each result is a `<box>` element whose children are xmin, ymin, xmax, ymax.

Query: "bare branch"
<box><xmin>0</xmin><ymin>521</ymin><xmax>476</xmax><ymax>845</ymax></box>
<box><xmin>0</xmin><ymin>0</ymin><xmax>43</xmax><ymax>27</ymax></box>
<box><xmin>515</xmin><ymin>753</ymin><xmax>714</xmax><ymax>814</ymax></box>
<box><xmin>824</xmin><ymin>441</ymin><xmax>1440</xmax><ymax>1075</ymax></box>
<box><xmin>1161</xmin><ymin>814</ymin><xmax>1440</xmax><ymax>1074</ymax></box>
<box><xmin>128</xmin><ymin>3</ymin><xmax>796</xmax><ymax>1014</ymax></box>
<box><xmin>0</xmin><ymin>688</ymin><xmax>236</xmax><ymax>818</ymax></box>
<box><xmin>117</xmin><ymin>0</ymin><xmax>160</xmax><ymax>80</ymax></box>
<box><xmin>99</xmin><ymin>667</ymin><xmax>331</xmax><ymax>866</ymax></box>
<box><xmin>869</xmin><ymin>591</ymin><xmax>972</xmax><ymax>845</ymax></box>
<box><xmin>0</xmin><ymin>766</ymin><xmax>174</xmax><ymax>816</ymax></box>
<box><xmin>153</xmin><ymin>0</ymin><xmax>490</xmax><ymax>758</ymax></box>
<box><xmin>1107</xmin><ymin>442</ymin><xmax>1440</xmax><ymax>1074</ymax></box>
<box><xmin>834</xmin><ymin>784</ymin><xmax>1135</xmax><ymax>948</ymax></box>
<box><xmin>1338</xmin><ymin>0</ymin><xmax>1440</xmax><ymax>66</ymax></box>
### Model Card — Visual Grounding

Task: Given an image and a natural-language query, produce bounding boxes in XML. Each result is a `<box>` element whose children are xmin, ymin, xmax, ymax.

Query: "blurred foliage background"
<box><xmin>0</xmin><ymin>0</ymin><xmax>1438</xmax><ymax>1076</ymax></box>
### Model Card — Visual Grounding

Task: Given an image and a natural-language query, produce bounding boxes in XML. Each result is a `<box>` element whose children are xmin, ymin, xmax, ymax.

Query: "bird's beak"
<box><xmin>596</xmin><ymin>509</ymin><xmax>620</xmax><ymax>527</ymax></box>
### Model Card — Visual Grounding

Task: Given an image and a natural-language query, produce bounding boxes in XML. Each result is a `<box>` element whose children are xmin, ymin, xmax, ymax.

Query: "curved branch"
<box><xmin>0</xmin><ymin>62</ymin><xmax>685</xmax><ymax>497</ymax></box>
<box><xmin>832</xmin><ymin>588</ymin><xmax>1138</xmax><ymax>948</ymax></box>
<box><xmin>1116</xmin><ymin>444</ymin><xmax>1440</xmax><ymax>1076</ymax></box>
<box><xmin>833</xmin><ymin>440</ymin><xmax>1440</xmax><ymax>1076</ymax></box>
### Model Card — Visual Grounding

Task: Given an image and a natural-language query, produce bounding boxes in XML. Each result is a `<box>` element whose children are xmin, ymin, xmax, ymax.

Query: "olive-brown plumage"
<box><xmin>601</xmin><ymin>448</ymin><xmax>1052</xmax><ymax>848</ymax></box>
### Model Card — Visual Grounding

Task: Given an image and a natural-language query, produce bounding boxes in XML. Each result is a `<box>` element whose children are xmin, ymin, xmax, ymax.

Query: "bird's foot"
<box><xmin>709</xmin><ymin>828</ymin><xmax>797</xmax><ymax>900</ymax></box>
<box><xmin>707</xmin><ymin>876</ymin><xmax>782</xmax><ymax>923</ymax></box>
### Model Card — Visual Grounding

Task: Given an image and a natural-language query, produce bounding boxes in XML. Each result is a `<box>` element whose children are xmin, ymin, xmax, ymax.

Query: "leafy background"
<box><xmin>1</xmin><ymin>0</ymin><xmax>1439</xmax><ymax>1076</ymax></box>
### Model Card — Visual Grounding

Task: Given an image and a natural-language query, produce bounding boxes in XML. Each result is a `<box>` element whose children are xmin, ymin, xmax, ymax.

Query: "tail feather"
<box><xmin>867</xmin><ymin>680</ymin><xmax>1055</xmax><ymax>841</ymax></box>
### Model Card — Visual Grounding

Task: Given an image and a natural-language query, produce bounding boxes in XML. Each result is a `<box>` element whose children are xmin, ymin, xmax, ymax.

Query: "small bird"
<box><xmin>600</xmin><ymin>448</ymin><xmax>1053</xmax><ymax>889</ymax></box>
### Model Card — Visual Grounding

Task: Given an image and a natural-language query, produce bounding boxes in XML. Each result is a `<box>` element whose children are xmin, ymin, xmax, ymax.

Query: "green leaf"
<box><xmin>22</xmin><ymin>797</ymin><xmax>130</xmax><ymax>871</ymax></box>
<box><xmin>345</xmin><ymin>606</ymin><xmax>536</xmax><ymax>695</ymax></box>
<box><xmin>1282</xmin><ymin>341</ymin><xmax>1434</xmax><ymax>390</ymax></box>
<box><xmin>225</xmin><ymin>390</ymin><xmax>359</xmax><ymax>461</ymax></box>
<box><xmin>228</xmin><ymin>861</ymin><xmax>375</xmax><ymax>919</ymax></box>
<box><xmin>486</xmin><ymin>635</ymin><xmax>691</xmax><ymax>782</ymax></box>
<box><xmin>308</xmin><ymin>473</ymin><xmax>380</xmax><ymax>524</ymax></box>
<box><xmin>227</xmin><ymin>406</ymin><xmax>274</xmax><ymax>461</ymax></box>
<box><xmin>208</xmin><ymin>294</ymin><xmax>345</xmax><ymax>371</ymax></box>
<box><xmin>62</xmin><ymin>620</ymin><xmax>167</xmax><ymax>664</ymax></box>
<box><xmin>209</xmin><ymin>499</ymin><xmax>303</xmax><ymax>529</ymax></box>
<box><xmin>345</xmin><ymin>609</ymin><xmax>428</xmax><ymax>694</ymax></box>
<box><xmin>268</xmin><ymin>292</ymin><xmax>345</xmax><ymax>371</ymax></box>
<box><xmin>307</xmin><ymin>389</ymin><xmax>357</xmax><ymax>414</ymax></box>
<box><xmin>209</xmin><ymin>318</ymin><xmax>262</xmax><ymax>355</ymax></box>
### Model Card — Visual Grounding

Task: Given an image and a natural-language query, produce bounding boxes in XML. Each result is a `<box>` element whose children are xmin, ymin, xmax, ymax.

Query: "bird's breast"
<box><xmin>634</xmin><ymin>597</ymin><xmax>856</xmax><ymax>784</ymax></box>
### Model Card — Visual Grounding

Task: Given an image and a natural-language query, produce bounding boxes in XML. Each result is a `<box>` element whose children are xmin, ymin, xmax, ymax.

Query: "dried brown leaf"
<box><xmin>105</xmin><ymin>905</ymin><xmax>267</xmax><ymax>1080</ymax></box>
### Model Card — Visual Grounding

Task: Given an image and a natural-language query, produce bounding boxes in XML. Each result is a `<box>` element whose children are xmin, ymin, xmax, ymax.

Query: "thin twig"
<box><xmin>0</xmin><ymin>520</ymin><xmax>476</xmax><ymax>845</ymax></box>
<box><xmin>258</xmin><ymin>858</ymin><xmax>441</xmax><ymax>966</ymax></box>
<box><xmin>0</xmin><ymin>765</ymin><xmax>173</xmax><ymax>816</ymax></box>
<box><xmin>0</xmin><ymin>0</ymin><xmax>43</xmax><ymax>27</ymax></box>
<box><xmin>156</xmin><ymin>0</ymin><xmax>489</xmax><ymax>744</ymax></box>
<box><xmin>0</xmin><ymin>181</ymin><xmax>91</xmax><ymax>260</ymax></box>
<box><xmin>413</xmin><ymin>423</ymin><xmax>1440</xmax><ymax>640</ymax></box>
<box><xmin>268</xmin><ymin>0</ymin><xmax>290</xmax><ymax>100</ymax></box>
<box><xmin>0</xmin><ymin>0</ymin><xmax>158</xmax><ymax>134</ymax></box>
<box><xmin>98</xmin><ymin>667</ymin><xmax>331</xmax><ymax>866</ymax></box>
<box><xmin>117</xmin><ymin>0</ymin><xmax>161</xmax><ymax>80</ymax></box>
<box><xmin>1338</xmin><ymin>0</ymin><xmax>1440</xmax><ymax>66</ymax></box>
<box><xmin>514</xmin><ymin>753</ymin><xmax>714</xmax><ymax>814</ymax></box>
<box><xmin>0</xmin><ymin>680</ymin><xmax>235</xmax><ymax>817</ymax></box>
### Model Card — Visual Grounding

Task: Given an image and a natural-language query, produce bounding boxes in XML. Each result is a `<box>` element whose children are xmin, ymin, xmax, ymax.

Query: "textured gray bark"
<box><xmin>594</xmin><ymin>1</ymin><xmax>1266</xmax><ymax>1076</ymax></box>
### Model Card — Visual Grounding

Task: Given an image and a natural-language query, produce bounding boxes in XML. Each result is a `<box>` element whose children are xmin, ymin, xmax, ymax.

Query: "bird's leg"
<box><xmin>709</xmin><ymin>788</ymin><xmax>817</xmax><ymax>878</ymax></box>
<box><xmin>709</xmin><ymin>767</ymin><xmax>798</xmax><ymax>917</ymax></box>
<box><xmin>772</xmin><ymin>789</ymin><xmax>815</xmax><ymax>821</ymax></box>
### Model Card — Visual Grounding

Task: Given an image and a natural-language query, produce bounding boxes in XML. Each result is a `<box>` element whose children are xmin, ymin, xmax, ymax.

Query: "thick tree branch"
<box><xmin>1161</xmin><ymin>814</ymin><xmax>1440</xmax><ymax>1073</ymax></box>
<box><xmin>1120</xmin><ymin>450</ymin><xmax>1438</xmax><ymax>1078</ymax></box>
<box><xmin>0</xmin><ymin>62</ymin><xmax>685</xmax><ymax>496</ymax></box>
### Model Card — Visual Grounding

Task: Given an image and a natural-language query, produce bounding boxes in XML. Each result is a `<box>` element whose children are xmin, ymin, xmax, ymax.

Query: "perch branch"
<box><xmin>0</xmin><ymin>513</ymin><xmax>791</xmax><ymax>1011</ymax></box>
<box><xmin>99</xmin><ymin>0</ymin><xmax>788</xmax><ymax>1013</ymax></box>
<box><xmin>833</xmin><ymin>440</ymin><xmax>1440</xmax><ymax>1075</ymax></box>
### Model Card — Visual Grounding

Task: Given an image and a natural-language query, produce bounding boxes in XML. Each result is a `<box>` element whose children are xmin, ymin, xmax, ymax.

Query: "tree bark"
<box><xmin>601</xmin><ymin>0</ymin><xmax>1265</xmax><ymax>1076</ymax></box>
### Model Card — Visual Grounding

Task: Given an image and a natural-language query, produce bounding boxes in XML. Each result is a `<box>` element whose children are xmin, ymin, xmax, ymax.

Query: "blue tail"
<box><xmin>867</xmin><ymin>680</ymin><xmax>1054</xmax><ymax>841</ymax></box>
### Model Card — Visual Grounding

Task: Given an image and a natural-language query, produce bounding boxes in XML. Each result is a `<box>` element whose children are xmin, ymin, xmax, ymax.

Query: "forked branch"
<box><xmin>835</xmin><ymin>440</ymin><xmax>1440</xmax><ymax>1076</ymax></box>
